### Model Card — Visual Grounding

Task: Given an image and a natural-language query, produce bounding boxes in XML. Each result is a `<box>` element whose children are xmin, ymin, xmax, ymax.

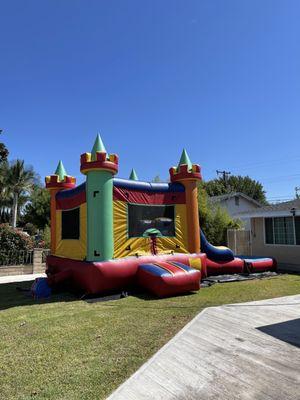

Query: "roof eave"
<box><xmin>233</xmin><ymin>210</ymin><xmax>299</xmax><ymax>219</ymax></box>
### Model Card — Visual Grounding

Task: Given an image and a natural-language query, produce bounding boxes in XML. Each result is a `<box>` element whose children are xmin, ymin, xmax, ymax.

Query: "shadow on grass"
<box><xmin>132</xmin><ymin>290</ymin><xmax>197</xmax><ymax>301</ymax></box>
<box><xmin>2</xmin><ymin>272</ymin><xmax>292</xmax><ymax>312</ymax></box>
<box><xmin>0</xmin><ymin>280</ymin><xmax>160</xmax><ymax>311</ymax></box>
<box><xmin>0</xmin><ymin>278</ymin><xmax>201</xmax><ymax>311</ymax></box>
<box><xmin>0</xmin><ymin>280</ymin><xmax>77</xmax><ymax>311</ymax></box>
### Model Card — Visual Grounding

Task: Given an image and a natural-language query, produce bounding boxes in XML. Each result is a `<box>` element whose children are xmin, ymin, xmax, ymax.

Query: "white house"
<box><xmin>237</xmin><ymin>199</ymin><xmax>300</xmax><ymax>271</ymax></box>
<box><xmin>209</xmin><ymin>192</ymin><xmax>262</xmax><ymax>229</ymax></box>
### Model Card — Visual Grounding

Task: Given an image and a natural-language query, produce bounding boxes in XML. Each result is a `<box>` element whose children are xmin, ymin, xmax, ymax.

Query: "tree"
<box><xmin>23</xmin><ymin>185</ymin><xmax>50</xmax><ymax>229</ymax></box>
<box><xmin>0</xmin><ymin>161</ymin><xmax>11</xmax><ymax>222</ymax></box>
<box><xmin>0</xmin><ymin>132</ymin><xmax>10</xmax><ymax>221</ymax></box>
<box><xmin>204</xmin><ymin>175</ymin><xmax>267</xmax><ymax>205</ymax></box>
<box><xmin>0</xmin><ymin>130</ymin><xmax>9</xmax><ymax>165</ymax></box>
<box><xmin>6</xmin><ymin>160</ymin><xmax>36</xmax><ymax>228</ymax></box>
<box><xmin>198</xmin><ymin>183</ymin><xmax>241</xmax><ymax>246</ymax></box>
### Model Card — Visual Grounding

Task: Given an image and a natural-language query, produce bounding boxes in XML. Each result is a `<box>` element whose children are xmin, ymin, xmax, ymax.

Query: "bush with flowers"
<box><xmin>0</xmin><ymin>224</ymin><xmax>34</xmax><ymax>264</ymax></box>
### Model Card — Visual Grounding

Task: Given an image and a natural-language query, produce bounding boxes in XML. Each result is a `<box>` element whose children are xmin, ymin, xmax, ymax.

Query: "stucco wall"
<box><xmin>219</xmin><ymin>196</ymin><xmax>259</xmax><ymax>229</ymax></box>
<box><xmin>223</xmin><ymin>196</ymin><xmax>259</xmax><ymax>215</ymax></box>
<box><xmin>251</xmin><ymin>217</ymin><xmax>300</xmax><ymax>267</ymax></box>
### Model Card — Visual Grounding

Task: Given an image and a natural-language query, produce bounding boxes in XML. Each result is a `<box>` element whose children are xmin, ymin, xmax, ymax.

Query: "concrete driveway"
<box><xmin>0</xmin><ymin>273</ymin><xmax>46</xmax><ymax>284</ymax></box>
<box><xmin>108</xmin><ymin>295</ymin><xmax>300</xmax><ymax>400</ymax></box>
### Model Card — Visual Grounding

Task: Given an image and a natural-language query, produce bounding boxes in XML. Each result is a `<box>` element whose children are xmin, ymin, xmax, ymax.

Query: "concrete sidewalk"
<box><xmin>0</xmin><ymin>273</ymin><xmax>46</xmax><ymax>285</ymax></box>
<box><xmin>108</xmin><ymin>295</ymin><xmax>300</xmax><ymax>400</ymax></box>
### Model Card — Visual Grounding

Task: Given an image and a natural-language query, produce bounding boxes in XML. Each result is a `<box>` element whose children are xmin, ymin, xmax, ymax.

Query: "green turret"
<box><xmin>91</xmin><ymin>134</ymin><xmax>107</xmax><ymax>160</ymax></box>
<box><xmin>170</xmin><ymin>149</ymin><xmax>201</xmax><ymax>254</ymax></box>
<box><xmin>129</xmin><ymin>168</ymin><xmax>138</xmax><ymax>181</ymax></box>
<box><xmin>80</xmin><ymin>135</ymin><xmax>119</xmax><ymax>261</ymax></box>
<box><xmin>178</xmin><ymin>149</ymin><xmax>192</xmax><ymax>171</ymax></box>
<box><xmin>54</xmin><ymin>160</ymin><xmax>67</xmax><ymax>181</ymax></box>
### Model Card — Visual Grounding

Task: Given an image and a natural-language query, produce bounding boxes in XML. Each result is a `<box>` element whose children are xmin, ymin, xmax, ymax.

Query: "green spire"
<box><xmin>54</xmin><ymin>160</ymin><xmax>67</xmax><ymax>181</ymax></box>
<box><xmin>91</xmin><ymin>134</ymin><xmax>107</xmax><ymax>160</ymax></box>
<box><xmin>178</xmin><ymin>149</ymin><xmax>192</xmax><ymax>170</ymax></box>
<box><xmin>129</xmin><ymin>168</ymin><xmax>138</xmax><ymax>181</ymax></box>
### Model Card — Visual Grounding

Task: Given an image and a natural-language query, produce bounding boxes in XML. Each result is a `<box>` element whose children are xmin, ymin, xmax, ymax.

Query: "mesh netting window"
<box><xmin>61</xmin><ymin>208</ymin><xmax>80</xmax><ymax>240</ymax></box>
<box><xmin>128</xmin><ymin>204</ymin><xmax>175</xmax><ymax>238</ymax></box>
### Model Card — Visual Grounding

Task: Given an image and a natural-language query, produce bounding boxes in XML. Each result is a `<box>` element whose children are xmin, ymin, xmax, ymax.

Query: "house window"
<box><xmin>265</xmin><ymin>218</ymin><xmax>273</xmax><ymax>244</ymax></box>
<box><xmin>61</xmin><ymin>208</ymin><xmax>80</xmax><ymax>240</ymax></box>
<box><xmin>235</xmin><ymin>196</ymin><xmax>239</xmax><ymax>206</ymax></box>
<box><xmin>265</xmin><ymin>216</ymin><xmax>296</xmax><ymax>245</ymax></box>
<box><xmin>294</xmin><ymin>217</ymin><xmax>300</xmax><ymax>245</ymax></box>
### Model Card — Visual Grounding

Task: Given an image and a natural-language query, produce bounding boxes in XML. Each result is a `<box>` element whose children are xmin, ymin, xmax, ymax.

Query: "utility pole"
<box><xmin>295</xmin><ymin>186</ymin><xmax>300</xmax><ymax>199</ymax></box>
<box><xmin>216</xmin><ymin>170</ymin><xmax>231</xmax><ymax>182</ymax></box>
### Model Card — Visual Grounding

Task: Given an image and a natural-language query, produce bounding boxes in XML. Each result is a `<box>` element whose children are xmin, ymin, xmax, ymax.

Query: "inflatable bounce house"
<box><xmin>43</xmin><ymin>135</ymin><xmax>276</xmax><ymax>298</ymax></box>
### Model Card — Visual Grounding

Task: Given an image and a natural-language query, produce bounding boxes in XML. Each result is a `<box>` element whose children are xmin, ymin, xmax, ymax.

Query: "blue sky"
<box><xmin>1</xmin><ymin>0</ymin><xmax>300</xmax><ymax>202</ymax></box>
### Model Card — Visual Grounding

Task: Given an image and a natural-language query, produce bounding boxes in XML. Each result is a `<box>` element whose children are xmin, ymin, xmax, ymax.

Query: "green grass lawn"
<box><xmin>0</xmin><ymin>274</ymin><xmax>300</xmax><ymax>400</ymax></box>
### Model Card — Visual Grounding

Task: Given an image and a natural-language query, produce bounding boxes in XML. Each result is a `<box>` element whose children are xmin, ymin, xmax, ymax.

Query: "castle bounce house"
<box><xmin>44</xmin><ymin>135</ymin><xmax>276</xmax><ymax>298</ymax></box>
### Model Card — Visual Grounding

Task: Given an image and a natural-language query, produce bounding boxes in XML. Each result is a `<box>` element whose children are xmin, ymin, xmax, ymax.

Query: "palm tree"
<box><xmin>6</xmin><ymin>160</ymin><xmax>35</xmax><ymax>228</ymax></box>
<box><xmin>0</xmin><ymin>161</ymin><xmax>10</xmax><ymax>221</ymax></box>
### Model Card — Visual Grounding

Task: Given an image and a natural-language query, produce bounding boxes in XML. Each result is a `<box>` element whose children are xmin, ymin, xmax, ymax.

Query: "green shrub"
<box><xmin>0</xmin><ymin>224</ymin><xmax>34</xmax><ymax>264</ymax></box>
<box><xmin>34</xmin><ymin>225</ymin><xmax>51</xmax><ymax>249</ymax></box>
<box><xmin>43</xmin><ymin>226</ymin><xmax>51</xmax><ymax>248</ymax></box>
<box><xmin>198</xmin><ymin>184</ymin><xmax>241</xmax><ymax>246</ymax></box>
<box><xmin>0</xmin><ymin>224</ymin><xmax>34</xmax><ymax>253</ymax></box>
<box><xmin>23</xmin><ymin>222</ymin><xmax>38</xmax><ymax>236</ymax></box>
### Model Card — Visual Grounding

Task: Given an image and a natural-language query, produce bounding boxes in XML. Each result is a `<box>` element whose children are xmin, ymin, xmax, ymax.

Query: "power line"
<box><xmin>267</xmin><ymin>194</ymin><xmax>294</xmax><ymax>197</ymax></box>
<box><xmin>267</xmin><ymin>197</ymin><xmax>294</xmax><ymax>201</ymax></box>
<box><xmin>208</xmin><ymin>170</ymin><xmax>300</xmax><ymax>184</ymax></box>
<box><xmin>267</xmin><ymin>196</ymin><xmax>295</xmax><ymax>199</ymax></box>
<box><xmin>260</xmin><ymin>175</ymin><xmax>300</xmax><ymax>183</ymax></box>
<box><xmin>216</xmin><ymin>170</ymin><xmax>231</xmax><ymax>182</ymax></box>
<box><xmin>226</xmin><ymin>155</ymin><xmax>300</xmax><ymax>171</ymax></box>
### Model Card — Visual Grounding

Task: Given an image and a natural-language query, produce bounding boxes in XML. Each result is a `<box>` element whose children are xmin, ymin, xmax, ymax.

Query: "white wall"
<box><xmin>251</xmin><ymin>217</ymin><xmax>300</xmax><ymax>269</ymax></box>
<box><xmin>217</xmin><ymin>196</ymin><xmax>259</xmax><ymax>229</ymax></box>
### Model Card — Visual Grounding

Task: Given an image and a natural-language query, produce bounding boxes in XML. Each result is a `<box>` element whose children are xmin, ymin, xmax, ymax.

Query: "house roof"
<box><xmin>209</xmin><ymin>192</ymin><xmax>262</xmax><ymax>207</ymax></box>
<box><xmin>235</xmin><ymin>198</ymin><xmax>300</xmax><ymax>218</ymax></box>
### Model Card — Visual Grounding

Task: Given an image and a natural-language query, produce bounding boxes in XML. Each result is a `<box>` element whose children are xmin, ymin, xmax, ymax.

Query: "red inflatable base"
<box><xmin>206</xmin><ymin>256</ymin><xmax>277</xmax><ymax>276</ymax></box>
<box><xmin>46</xmin><ymin>253</ymin><xmax>206</xmax><ymax>296</ymax></box>
<box><xmin>137</xmin><ymin>261</ymin><xmax>201</xmax><ymax>297</ymax></box>
<box><xmin>46</xmin><ymin>252</ymin><xmax>276</xmax><ymax>298</ymax></box>
<box><xmin>206</xmin><ymin>257</ymin><xmax>245</xmax><ymax>276</ymax></box>
<box><xmin>243</xmin><ymin>257</ymin><xmax>277</xmax><ymax>273</ymax></box>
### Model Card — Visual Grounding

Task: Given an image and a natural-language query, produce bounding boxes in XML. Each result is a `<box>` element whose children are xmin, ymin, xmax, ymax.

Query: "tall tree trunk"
<box><xmin>12</xmin><ymin>193</ymin><xmax>18</xmax><ymax>228</ymax></box>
